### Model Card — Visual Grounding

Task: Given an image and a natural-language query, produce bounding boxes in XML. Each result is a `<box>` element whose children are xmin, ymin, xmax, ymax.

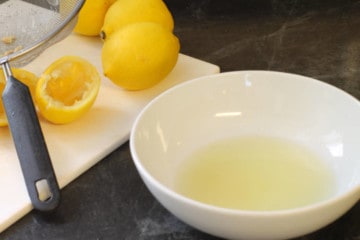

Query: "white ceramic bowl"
<box><xmin>130</xmin><ymin>71</ymin><xmax>360</xmax><ymax>240</ymax></box>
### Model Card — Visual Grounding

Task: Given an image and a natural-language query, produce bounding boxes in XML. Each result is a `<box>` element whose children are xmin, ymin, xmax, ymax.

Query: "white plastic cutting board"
<box><xmin>0</xmin><ymin>34</ymin><xmax>220</xmax><ymax>233</ymax></box>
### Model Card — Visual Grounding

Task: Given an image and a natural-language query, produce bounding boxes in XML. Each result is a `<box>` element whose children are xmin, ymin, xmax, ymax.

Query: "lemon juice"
<box><xmin>175</xmin><ymin>136</ymin><xmax>336</xmax><ymax>211</ymax></box>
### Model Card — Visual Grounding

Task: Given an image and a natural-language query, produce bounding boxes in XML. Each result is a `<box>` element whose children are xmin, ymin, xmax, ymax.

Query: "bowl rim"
<box><xmin>130</xmin><ymin>70</ymin><xmax>360</xmax><ymax>216</ymax></box>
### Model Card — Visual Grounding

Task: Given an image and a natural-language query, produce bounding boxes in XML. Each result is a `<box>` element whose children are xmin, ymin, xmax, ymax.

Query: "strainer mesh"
<box><xmin>0</xmin><ymin>0</ymin><xmax>83</xmax><ymax>67</ymax></box>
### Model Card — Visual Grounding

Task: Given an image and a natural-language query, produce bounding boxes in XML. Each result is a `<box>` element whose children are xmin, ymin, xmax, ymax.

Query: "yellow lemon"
<box><xmin>101</xmin><ymin>0</ymin><xmax>174</xmax><ymax>40</ymax></box>
<box><xmin>101</xmin><ymin>22</ymin><xmax>180</xmax><ymax>90</ymax></box>
<box><xmin>74</xmin><ymin>0</ymin><xmax>116</xmax><ymax>36</ymax></box>
<box><xmin>35</xmin><ymin>56</ymin><xmax>101</xmax><ymax>124</ymax></box>
<box><xmin>0</xmin><ymin>68</ymin><xmax>38</xmax><ymax>98</ymax></box>
<box><xmin>0</xmin><ymin>81</ymin><xmax>7</xmax><ymax>127</ymax></box>
<box><xmin>13</xmin><ymin>68</ymin><xmax>38</xmax><ymax>97</ymax></box>
<box><xmin>0</xmin><ymin>68</ymin><xmax>39</xmax><ymax>127</ymax></box>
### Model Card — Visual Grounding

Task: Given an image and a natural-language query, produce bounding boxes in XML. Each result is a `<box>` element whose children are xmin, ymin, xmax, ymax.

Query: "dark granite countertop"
<box><xmin>1</xmin><ymin>0</ymin><xmax>360</xmax><ymax>239</ymax></box>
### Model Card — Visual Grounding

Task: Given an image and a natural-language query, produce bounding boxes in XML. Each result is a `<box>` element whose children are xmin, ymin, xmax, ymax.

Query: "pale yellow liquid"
<box><xmin>175</xmin><ymin>136</ymin><xmax>336</xmax><ymax>211</ymax></box>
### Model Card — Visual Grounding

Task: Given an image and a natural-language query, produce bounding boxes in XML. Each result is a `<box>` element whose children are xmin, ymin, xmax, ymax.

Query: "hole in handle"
<box><xmin>35</xmin><ymin>179</ymin><xmax>53</xmax><ymax>202</ymax></box>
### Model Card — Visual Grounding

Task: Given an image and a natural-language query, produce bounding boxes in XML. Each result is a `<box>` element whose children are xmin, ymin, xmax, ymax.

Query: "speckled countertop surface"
<box><xmin>1</xmin><ymin>0</ymin><xmax>360</xmax><ymax>239</ymax></box>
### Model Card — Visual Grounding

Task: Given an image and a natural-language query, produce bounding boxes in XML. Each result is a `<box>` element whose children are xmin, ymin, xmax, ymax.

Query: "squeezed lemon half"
<box><xmin>0</xmin><ymin>81</ymin><xmax>6</xmax><ymax>127</ymax></box>
<box><xmin>0</xmin><ymin>68</ymin><xmax>39</xmax><ymax>127</ymax></box>
<box><xmin>35</xmin><ymin>56</ymin><xmax>101</xmax><ymax>124</ymax></box>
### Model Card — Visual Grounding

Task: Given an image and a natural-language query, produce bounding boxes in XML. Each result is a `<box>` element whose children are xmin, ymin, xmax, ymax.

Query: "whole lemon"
<box><xmin>101</xmin><ymin>22</ymin><xmax>180</xmax><ymax>90</ymax></box>
<box><xmin>101</xmin><ymin>0</ymin><xmax>174</xmax><ymax>40</ymax></box>
<box><xmin>74</xmin><ymin>0</ymin><xmax>116</xmax><ymax>36</ymax></box>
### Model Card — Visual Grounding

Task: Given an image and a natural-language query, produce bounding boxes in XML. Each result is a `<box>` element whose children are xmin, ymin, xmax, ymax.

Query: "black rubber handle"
<box><xmin>2</xmin><ymin>75</ymin><xmax>60</xmax><ymax>211</ymax></box>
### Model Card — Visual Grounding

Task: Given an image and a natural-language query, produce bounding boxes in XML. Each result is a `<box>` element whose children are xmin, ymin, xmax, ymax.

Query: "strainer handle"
<box><xmin>2</xmin><ymin>74</ymin><xmax>60</xmax><ymax>211</ymax></box>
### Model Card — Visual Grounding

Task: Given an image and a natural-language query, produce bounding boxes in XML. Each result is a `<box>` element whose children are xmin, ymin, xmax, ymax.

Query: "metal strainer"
<box><xmin>0</xmin><ymin>0</ymin><xmax>84</xmax><ymax>211</ymax></box>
